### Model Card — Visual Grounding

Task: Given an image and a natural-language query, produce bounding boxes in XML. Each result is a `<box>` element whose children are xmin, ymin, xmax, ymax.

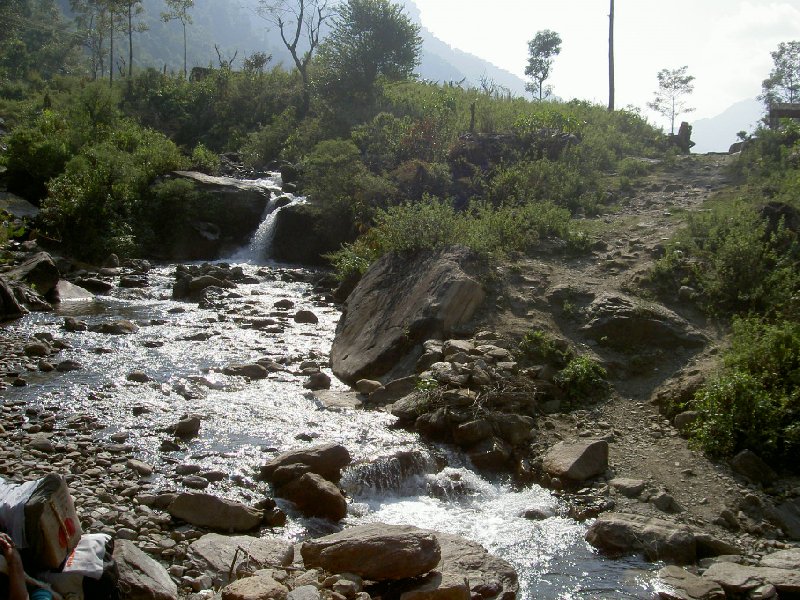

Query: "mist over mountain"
<box><xmin>691</xmin><ymin>98</ymin><xmax>763</xmax><ymax>154</ymax></box>
<box><xmin>56</xmin><ymin>0</ymin><xmax>527</xmax><ymax>95</ymax></box>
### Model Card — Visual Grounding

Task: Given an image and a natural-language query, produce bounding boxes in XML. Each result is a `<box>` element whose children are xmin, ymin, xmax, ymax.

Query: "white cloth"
<box><xmin>0</xmin><ymin>477</ymin><xmax>38</xmax><ymax>547</ymax></box>
<box><xmin>58</xmin><ymin>533</ymin><xmax>109</xmax><ymax>579</ymax></box>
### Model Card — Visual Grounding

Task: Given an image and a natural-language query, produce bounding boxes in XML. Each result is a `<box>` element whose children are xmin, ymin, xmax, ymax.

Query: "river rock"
<box><xmin>89</xmin><ymin>319</ymin><xmax>139</xmax><ymax>335</ymax></box>
<box><xmin>609</xmin><ymin>478</ymin><xmax>645</xmax><ymax>498</ymax></box>
<box><xmin>542</xmin><ymin>440</ymin><xmax>608</xmax><ymax>482</ymax></box>
<box><xmin>188</xmin><ymin>533</ymin><xmax>294</xmax><ymax>587</ymax></box>
<box><xmin>51</xmin><ymin>280</ymin><xmax>94</xmax><ymax>303</ymax></box>
<box><xmin>355</xmin><ymin>379</ymin><xmax>382</xmax><ymax>394</ymax></box>
<box><xmin>167</xmin><ymin>493</ymin><xmax>262</xmax><ymax>532</ymax></box>
<box><xmin>399</xmin><ymin>572</ymin><xmax>470</xmax><ymax>600</ymax></box>
<box><xmin>702</xmin><ymin>561</ymin><xmax>800</xmax><ymax>596</ymax></box>
<box><xmin>656</xmin><ymin>566</ymin><xmax>725</xmax><ymax>599</ymax></box>
<box><xmin>6</xmin><ymin>252</ymin><xmax>60</xmax><ymax>297</ymax></box>
<box><xmin>301</xmin><ymin>524</ymin><xmax>441</xmax><ymax>581</ymax></box>
<box><xmin>585</xmin><ymin>513</ymin><xmax>696</xmax><ymax>564</ymax></box>
<box><xmin>173</xmin><ymin>415</ymin><xmax>201</xmax><ymax>437</ymax></box>
<box><xmin>224</xmin><ymin>363</ymin><xmax>269</xmax><ymax>379</ymax></box>
<box><xmin>294</xmin><ymin>310</ymin><xmax>319</xmax><ymax>324</ymax></box>
<box><xmin>303</xmin><ymin>372</ymin><xmax>331</xmax><ymax>390</ymax></box>
<box><xmin>331</xmin><ymin>246</ymin><xmax>487</xmax><ymax>385</ymax></box>
<box><xmin>261</xmin><ymin>443</ymin><xmax>351</xmax><ymax>484</ymax></box>
<box><xmin>221</xmin><ymin>574</ymin><xmax>289</xmax><ymax>600</ymax></box>
<box><xmin>277</xmin><ymin>472</ymin><xmax>347</xmax><ymax>520</ymax></box>
<box><xmin>580</xmin><ymin>292</ymin><xmax>706</xmax><ymax>350</ymax></box>
<box><xmin>114</xmin><ymin>539</ymin><xmax>178</xmax><ymax>600</ymax></box>
<box><xmin>76</xmin><ymin>277</ymin><xmax>113</xmax><ymax>293</ymax></box>
<box><xmin>759</xmin><ymin>547</ymin><xmax>800</xmax><ymax>570</ymax></box>
<box><xmin>0</xmin><ymin>276</ymin><xmax>26</xmax><ymax>321</ymax></box>
<box><xmin>436</xmin><ymin>533</ymin><xmax>518</xmax><ymax>600</ymax></box>
<box><xmin>63</xmin><ymin>316</ymin><xmax>88</xmax><ymax>332</ymax></box>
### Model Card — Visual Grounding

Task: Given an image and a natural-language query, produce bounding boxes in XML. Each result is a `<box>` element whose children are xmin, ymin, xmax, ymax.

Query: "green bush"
<box><xmin>190</xmin><ymin>143</ymin><xmax>221</xmax><ymax>174</ymax></box>
<box><xmin>517</xmin><ymin>330</ymin><xmax>570</xmax><ymax>367</ymax></box>
<box><xmin>241</xmin><ymin>108</ymin><xmax>297</xmax><ymax>167</ymax></box>
<box><xmin>554</xmin><ymin>356</ymin><xmax>608</xmax><ymax>402</ymax></box>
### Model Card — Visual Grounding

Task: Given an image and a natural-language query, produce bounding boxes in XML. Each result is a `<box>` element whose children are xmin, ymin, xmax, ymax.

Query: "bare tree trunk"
<box><xmin>608</xmin><ymin>0</ymin><xmax>615</xmax><ymax>111</ymax></box>
<box><xmin>128</xmin><ymin>2</ymin><xmax>133</xmax><ymax>78</ymax></box>
<box><xmin>183</xmin><ymin>20</ymin><xmax>187</xmax><ymax>78</ymax></box>
<box><xmin>110</xmin><ymin>14</ymin><xmax>114</xmax><ymax>86</ymax></box>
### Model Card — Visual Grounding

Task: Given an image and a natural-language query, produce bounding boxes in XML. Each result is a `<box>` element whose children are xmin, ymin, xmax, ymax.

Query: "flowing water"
<box><xmin>2</xmin><ymin>175</ymin><xmax>660</xmax><ymax>599</ymax></box>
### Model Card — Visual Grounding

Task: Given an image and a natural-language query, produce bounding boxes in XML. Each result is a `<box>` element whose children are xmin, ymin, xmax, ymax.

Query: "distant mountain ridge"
<box><xmin>55</xmin><ymin>0</ymin><xmax>528</xmax><ymax>95</ymax></box>
<box><xmin>691</xmin><ymin>98</ymin><xmax>763</xmax><ymax>154</ymax></box>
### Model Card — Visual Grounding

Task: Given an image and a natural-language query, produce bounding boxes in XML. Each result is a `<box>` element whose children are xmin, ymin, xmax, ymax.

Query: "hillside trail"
<box><xmin>485</xmin><ymin>153</ymin><xmax>766</xmax><ymax>545</ymax></box>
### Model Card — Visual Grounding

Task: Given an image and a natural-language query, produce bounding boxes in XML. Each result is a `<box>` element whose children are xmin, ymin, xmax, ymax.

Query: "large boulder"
<box><xmin>167</xmin><ymin>493</ymin><xmax>263</xmax><ymax>532</ymax></box>
<box><xmin>277</xmin><ymin>473</ymin><xmax>348</xmax><ymax>521</ymax></box>
<box><xmin>221</xmin><ymin>574</ymin><xmax>288</xmax><ymax>600</ymax></box>
<box><xmin>765</xmin><ymin>496</ymin><xmax>800</xmax><ymax>540</ymax></box>
<box><xmin>271</xmin><ymin>203</ymin><xmax>357</xmax><ymax>265</ymax></box>
<box><xmin>542</xmin><ymin>440</ymin><xmax>609</xmax><ymax>483</ymax></box>
<box><xmin>6</xmin><ymin>252</ymin><xmax>60</xmax><ymax>297</ymax></box>
<box><xmin>301</xmin><ymin>524</ymin><xmax>441</xmax><ymax>581</ymax></box>
<box><xmin>436</xmin><ymin>533</ymin><xmax>518</xmax><ymax>600</ymax></box>
<box><xmin>188</xmin><ymin>533</ymin><xmax>294</xmax><ymax>587</ymax></box>
<box><xmin>702</xmin><ymin>561</ymin><xmax>800</xmax><ymax>597</ymax></box>
<box><xmin>585</xmin><ymin>513</ymin><xmax>697</xmax><ymax>565</ymax></box>
<box><xmin>261</xmin><ymin>443</ymin><xmax>351</xmax><ymax>484</ymax></box>
<box><xmin>114</xmin><ymin>539</ymin><xmax>178</xmax><ymax>600</ymax></box>
<box><xmin>0</xmin><ymin>277</ymin><xmax>26</xmax><ymax>321</ymax></box>
<box><xmin>156</xmin><ymin>172</ymin><xmax>273</xmax><ymax>260</ymax></box>
<box><xmin>331</xmin><ymin>246</ymin><xmax>487</xmax><ymax>384</ymax></box>
<box><xmin>581</xmin><ymin>293</ymin><xmax>706</xmax><ymax>350</ymax></box>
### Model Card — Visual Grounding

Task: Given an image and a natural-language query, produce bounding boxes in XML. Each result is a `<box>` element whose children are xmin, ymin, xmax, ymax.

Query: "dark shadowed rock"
<box><xmin>331</xmin><ymin>247</ymin><xmax>486</xmax><ymax>385</ymax></box>
<box><xmin>436</xmin><ymin>533</ymin><xmax>518</xmax><ymax>600</ymax></box>
<box><xmin>114</xmin><ymin>539</ymin><xmax>178</xmax><ymax>600</ymax></box>
<box><xmin>6</xmin><ymin>252</ymin><xmax>60</xmax><ymax>297</ymax></box>
<box><xmin>301</xmin><ymin>524</ymin><xmax>441</xmax><ymax>581</ymax></box>
<box><xmin>167</xmin><ymin>493</ymin><xmax>262</xmax><ymax>532</ymax></box>
<box><xmin>729</xmin><ymin>450</ymin><xmax>777</xmax><ymax>486</ymax></box>
<box><xmin>0</xmin><ymin>277</ymin><xmax>26</xmax><ymax>321</ymax></box>
<box><xmin>585</xmin><ymin>513</ymin><xmax>696</xmax><ymax>564</ymax></box>
<box><xmin>277</xmin><ymin>472</ymin><xmax>347</xmax><ymax>520</ymax></box>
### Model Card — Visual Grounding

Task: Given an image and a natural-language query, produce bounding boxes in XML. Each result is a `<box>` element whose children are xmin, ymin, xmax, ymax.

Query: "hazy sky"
<box><xmin>413</xmin><ymin>0</ymin><xmax>800</xmax><ymax>128</ymax></box>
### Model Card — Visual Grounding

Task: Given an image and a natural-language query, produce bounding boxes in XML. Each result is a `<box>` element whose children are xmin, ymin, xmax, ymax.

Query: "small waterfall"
<box><xmin>341</xmin><ymin>450</ymin><xmax>439</xmax><ymax>497</ymax></box>
<box><xmin>231</xmin><ymin>172</ymin><xmax>305</xmax><ymax>262</ymax></box>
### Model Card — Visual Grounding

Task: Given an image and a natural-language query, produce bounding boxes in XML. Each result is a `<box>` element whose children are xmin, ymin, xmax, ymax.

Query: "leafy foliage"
<box><xmin>554</xmin><ymin>356</ymin><xmax>609</xmax><ymax>403</ymax></box>
<box><xmin>525</xmin><ymin>30</ymin><xmax>562</xmax><ymax>101</ymax></box>
<box><xmin>760</xmin><ymin>41</ymin><xmax>800</xmax><ymax>107</ymax></box>
<box><xmin>647</xmin><ymin>66</ymin><xmax>695</xmax><ymax>134</ymax></box>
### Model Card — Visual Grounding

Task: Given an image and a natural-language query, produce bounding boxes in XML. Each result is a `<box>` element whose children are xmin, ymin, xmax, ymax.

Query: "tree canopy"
<box><xmin>760</xmin><ymin>41</ymin><xmax>800</xmax><ymax>107</ymax></box>
<box><xmin>524</xmin><ymin>29</ymin><xmax>561</xmax><ymax>101</ymax></box>
<box><xmin>314</xmin><ymin>0</ymin><xmax>421</xmax><ymax>106</ymax></box>
<box><xmin>647</xmin><ymin>65</ymin><xmax>695</xmax><ymax>135</ymax></box>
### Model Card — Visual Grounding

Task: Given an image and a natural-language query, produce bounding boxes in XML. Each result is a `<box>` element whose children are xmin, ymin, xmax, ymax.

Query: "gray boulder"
<box><xmin>729</xmin><ymin>449</ymin><xmax>777</xmax><ymax>486</ymax></box>
<box><xmin>702</xmin><ymin>561</ymin><xmax>800</xmax><ymax>597</ymax></box>
<box><xmin>301</xmin><ymin>524</ymin><xmax>441</xmax><ymax>581</ymax></box>
<box><xmin>436</xmin><ymin>533</ymin><xmax>518</xmax><ymax>600</ymax></box>
<box><xmin>51</xmin><ymin>280</ymin><xmax>93</xmax><ymax>303</ymax></box>
<box><xmin>331</xmin><ymin>246</ymin><xmax>486</xmax><ymax>384</ymax></box>
<box><xmin>221</xmin><ymin>574</ymin><xmax>288</xmax><ymax>600</ymax></box>
<box><xmin>114</xmin><ymin>539</ymin><xmax>178</xmax><ymax>600</ymax></box>
<box><xmin>399</xmin><ymin>572</ymin><xmax>470</xmax><ymax>600</ymax></box>
<box><xmin>542</xmin><ymin>440</ymin><xmax>609</xmax><ymax>483</ymax></box>
<box><xmin>167</xmin><ymin>493</ymin><xmax>263</xmax><ymax>532</ymax></box>
<box><xmin>277</xmin><ymin>472</ymin><xmax>348</xmax><ymax>521</ymax></box>
<box><xmin>261</xmin><ymin>443</ymin><xmax>351</xmax><ymax>484</ymax></box>
<box><xmin>765</xmin><ymin>496</ymin><xmax>800</xmax><ymax>540</ymax></box>
<box><xmin>188</xmin><ymin>533</ymin><xmax>293</xmax><ymax>587</ymax></box>
<box><xmin>585</xmin><ymin>513</ymin><xmax>697</xmax><ymax>564</ymax></box>
<box><xmin>581</xmin><ymin>293</ymin><xmax>705</xmax><ymax>350</ymax></box>
<box><xmin>89</xmin><ymin>320</ymin><xmax>139</xmax><ymax>335</ymax></box>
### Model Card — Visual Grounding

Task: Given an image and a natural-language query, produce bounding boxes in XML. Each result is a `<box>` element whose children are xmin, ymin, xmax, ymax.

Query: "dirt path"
<box><xmin>484</xmin><ymin>154</ymin><xmax>792</xmax><ymax>553</ymax></box>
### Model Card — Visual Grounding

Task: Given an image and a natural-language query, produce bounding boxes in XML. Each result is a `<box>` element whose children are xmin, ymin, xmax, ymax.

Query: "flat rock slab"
<box><xmin>542</xmin><ymin>439</ymin><xmax>608</xmax><ymax>482</ymax></box>
<box><xmin>301</xmin><ymin>524</ymin><xmax>441</xmax><ymax>581</ymax></box>
<box><xmin>399</xmin><ymin>572</ymin><xmax>470</xmax><ymax>600</ymax></box>
<box><xmin>167</xmin><ymin>493</ymin><xmax>262</xmax><ymax>532</ymax></box>
<box><xmin>585</xmin><ymin>513</ymin><xmax>697</xmax><ymax>565</ymax></box>
<box><xmin>221</xmin><ymin>574</ymin><xmax>289</xmax><ymax>600</ymax></box>
<box><xmin>759</xmin><ymin>547</ymin><xmax>800</xmax><ymax>570</ymax></box>
<box><xmin>114</xmin><ymin>539</ymin><xmax>178</xmax><ymax>600</ymax></box>
<box><xmin>702</xmin><ymin>561</ymin><xmax>800</xmax><ymax>596</ymax></box>
<box><xmin>188</xmin><ymin>533</ymin><xmax>294</xmax><ymax>587</ymax></box>
<box><xmin>656</xmin><ymin>565</ymin><xmax>725</xmax><ymax>599</ymax></box>
<box><xmin>312</xmin><ymin>390</ymin><xmax>363</xmax><ymax>410</ymax></box>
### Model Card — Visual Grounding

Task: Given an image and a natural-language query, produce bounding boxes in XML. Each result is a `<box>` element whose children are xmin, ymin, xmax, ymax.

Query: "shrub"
<box><xmin>517</xmin><ymin>330</ymin><xmax>570</xmax><ymax>367</ymax></box>
<box><xmin>190</xmin><ymin>143</ymin><xmax>221</xmax><ymax>174</ymax></box>
<box><xmin>241</xmin><ymin>108</ymin><xmax>297</xmax><ymax>167</ymax></box>
<box><xmin>554</xmin><ymin>356</ymin><xmax>608</xmax><ymax>402</ymax></box>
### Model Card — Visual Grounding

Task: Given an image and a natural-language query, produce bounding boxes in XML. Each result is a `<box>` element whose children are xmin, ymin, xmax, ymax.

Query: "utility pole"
<box><xmin>608</xmin><ymin>0</ymin><xmax>615</xmax><ymax>111</ymax></box>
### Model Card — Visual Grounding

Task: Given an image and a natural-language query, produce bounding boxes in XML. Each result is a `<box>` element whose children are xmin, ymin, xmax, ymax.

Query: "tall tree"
<box><xmin>608</xmin><ymin>0</ymin><xmax>615</xmax><ymax>111</ymax></box>
<box><xmin>257</xmin><ymin>0</ymin><xmax>333</xmax><ymax>115</ymax></box>
<box><xmin>71</xmin><ymin>0</ymin><xmax>111</xmax><ymax>79</ymax></box>
<box><xmin>123</xmin><ymin>0</ymin><xmax>147</xmax><ymax>78</ymax></box>
<box><xmin>525</xmin><ymin>29</ymin><xmax>561</xmax><ymax>101</ymax></box>
<box><xmin>315</xmin><ymin>0</ymin><xmax>421</xmax><ymax>104</ymax></box>
<box><xmin>161</xmin><ymin>0</ymin><xmax>194</xmax><ymax>78</ymax></box>
<box><xmin>760</xmin><ymin>41</ymin><xmax>800</xmax><ymax>108</ymax></box>
<box><xmin>647</xmin><ymin>66</ymin><xmax>695</xmax><ymax>134</ymax></box>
